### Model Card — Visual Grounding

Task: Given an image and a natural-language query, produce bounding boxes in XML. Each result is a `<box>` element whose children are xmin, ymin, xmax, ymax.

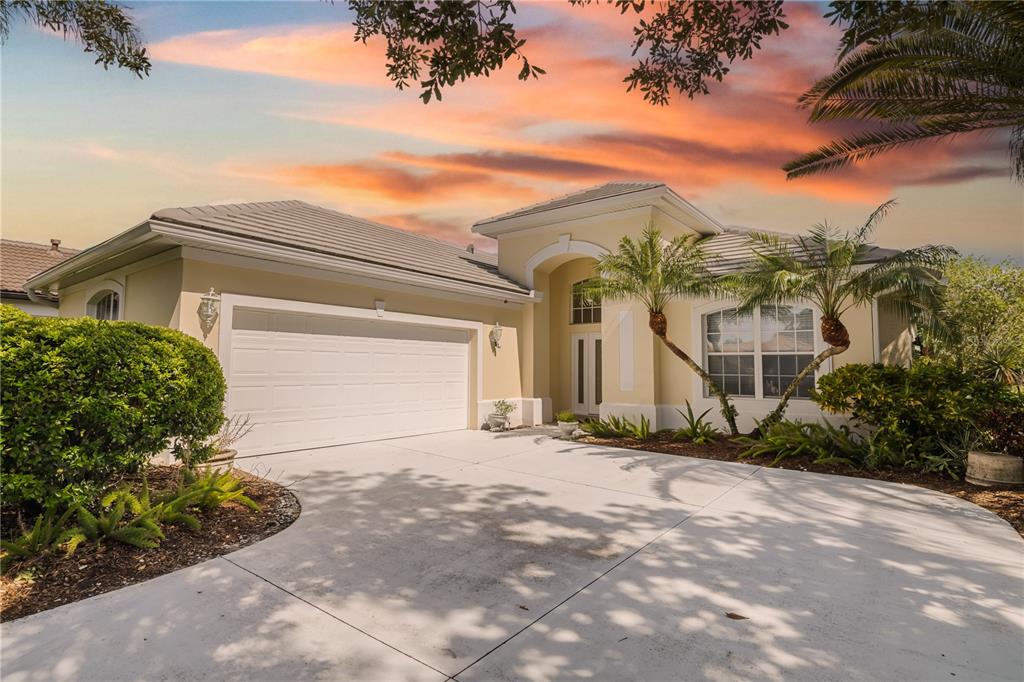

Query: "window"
<box><xmin>702</xmin><ymin>304</ymin><xmax>818</xmax><ymax>400</ymax></box>
<box><xmin>90</xmin><ymin>291</ymin><xmax>120</xmax><ymax>321</ymax></box>
<box><xmin>571</xmin><ymin>279</ymin><xmax>601</xmax><ymax>324</ymax></box>
<box><xmin>704</xmin><ymin>308</ymin><xmax>755</xmax><ymax>397</ymax></box>
<box><xmin>761</xmin><ymin>305</ymin><xmax>815</xmax><ymax>399</ymax></box>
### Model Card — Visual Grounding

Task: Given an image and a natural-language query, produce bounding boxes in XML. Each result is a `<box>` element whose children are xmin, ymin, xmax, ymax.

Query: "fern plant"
<box><xmin>672</xmin><ymin>401</ymin><xmax>722</xmax><ymax>444</ymax></box>
<box><xmin>0</xmin><ymin>505</ymin><xmax>79</xmax><ymax>573</ymax></box>
<box><xmin>70</xmin><ymin>488</ymin><xmax>165</xmax><ymax>550</ymax></box>
<box><xmin>185</xmin><ymin>468</ymin><xmax>260</xmax><ymax>512</ymax></box>
<box><xmin>735</xmin><ymin>419</ymin><xmax>866</xmax><ymax>467</ymax></box>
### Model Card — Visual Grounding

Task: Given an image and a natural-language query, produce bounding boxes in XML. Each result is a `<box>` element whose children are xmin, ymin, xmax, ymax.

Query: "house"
<box><xmin>24</xmin><ymin>182</ymin><xmax>913</xmax><ymax>453</ymax></box>
<box><xmin>1</xmin><ymin>238</ymin><xmax>79</xmax><ymax>316</ymax></box>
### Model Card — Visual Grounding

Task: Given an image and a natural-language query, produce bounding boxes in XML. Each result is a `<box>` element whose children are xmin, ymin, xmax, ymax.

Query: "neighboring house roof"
<box><xmin>0</xmin><ymin>239</ymin><xmax>79</xmax><ymax>301</ymax></box>
<box><xmin>700</xmin><ymin>226</ymin><xmax>903</xmax><ymax>274</ymax></box>
<box><xmin>474</xmin><ymin>181</ymin><xmax>664</xmax><ymax>226</ymax></box>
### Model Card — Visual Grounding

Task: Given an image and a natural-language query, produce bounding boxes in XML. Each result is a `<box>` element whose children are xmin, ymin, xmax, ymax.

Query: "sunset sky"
<box><xmin>3</xmin><ymin>1</ymin><xmax>1021</xmax><ymax>261</ymax></box>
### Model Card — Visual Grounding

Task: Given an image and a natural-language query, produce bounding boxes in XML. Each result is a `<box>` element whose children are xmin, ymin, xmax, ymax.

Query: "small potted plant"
<box><xmin>488</xmin><ymin>399</ymin><xmax>515</xmax><ymax>431</ymax></box>
<box><xmin>207</xmin><ymin>414</ymin><xmax>254</xmax><ymax>469</ymax></box>
<box><xmin>555</xmin><ymin>410</ymin><xmax>579</xmax><ymax>437</ymax></box>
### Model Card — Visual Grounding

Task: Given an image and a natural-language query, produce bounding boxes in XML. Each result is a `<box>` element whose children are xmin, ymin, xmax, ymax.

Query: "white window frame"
<box><xmin>570</xmin><ymin>278</ymin><xmax>601</xmax><ymax>325</ymax></box>
<box><xmin>83</xmin><ymin>278</ymin><xmax>125</xmax><ymax>321</ymax></box>
<box><xmin>692</xmin><ymin>299</ymin><xmax>832</xmax><ymax>404</ymax></box>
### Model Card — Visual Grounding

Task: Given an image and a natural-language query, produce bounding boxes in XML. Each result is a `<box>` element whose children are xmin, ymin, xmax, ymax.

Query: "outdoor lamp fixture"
<box><xmin>490</xmin><ymin>322</ymin><xmax>503</xmax><ymax>352</ymax></box>
<box><xmin>198</xmin><ymin>288</ymin><xmax>221</xmax><ymax>339</ymax></box>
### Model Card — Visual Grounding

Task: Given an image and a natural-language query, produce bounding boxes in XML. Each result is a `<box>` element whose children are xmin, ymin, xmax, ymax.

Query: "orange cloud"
<box><xmin>162</xmin><ymin>4</ymin><xmax>1009</xmax><ymax>229</ymax></box>
<box><xmin>149</xmin><ymin>25</ymin><xmax>388</xmax><ymax>86</ymax></box>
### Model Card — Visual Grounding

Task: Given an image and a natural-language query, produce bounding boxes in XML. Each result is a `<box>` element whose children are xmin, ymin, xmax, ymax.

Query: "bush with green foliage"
<box><xmin>812</xmin><ymin>362</ymin><xmax>1019</xmax><ymax>475</ymax></box>
<box><xmin>735</xmin><ymin>419</ymin><xmax>867</xmax><ymax>467</ymax></box>
<box><xmin>923</xmin><ymin>257</ymin><xmax>1024</xmax><ymax>385</ymax></box>
<box><xmin>1</xmin><ymin>305</ymin><xmax>226</xmax><ymax>509</ymax></box>
<box><xmin>672</xmin><ymin>402</ymin><xmax>722</xmax><ymax>444</ymax></box>
<box><xmin>554</xmin><ymin>410</ymin><xmax>578</xmax><ymax>423</ymax></box>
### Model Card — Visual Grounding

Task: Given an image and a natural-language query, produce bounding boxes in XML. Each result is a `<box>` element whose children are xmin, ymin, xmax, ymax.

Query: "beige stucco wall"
<box><xmin>57</xmin><ymin>289</ymin><xmax>86</xmax><ymax>317</ymax></box>
<box><xmin>123</xmin><ymin>258</ymin><xmax>182</xmax><ymax>327</ymax></box>
<box><xmin>833</xmin><ymin>302</ymin><xmax>876</xmax><ymax>369</ymax></box>
<box><xmin>877</xmin><ymin>298</ymin><xmax>914</xmax><ymax>367</ymax></box>
<box><xmin>655</xmin><ymin>300</ymin><xmax>696</xmax><ymax>407</ymax></box>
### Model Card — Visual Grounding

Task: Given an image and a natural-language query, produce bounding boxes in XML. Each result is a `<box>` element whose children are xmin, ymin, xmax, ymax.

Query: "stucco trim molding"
<box><xmin>524</xmin><ymin>235</ymin><xmax>609</xmax><ymax>289</ymax></box>
<box><xmin>477</xmin><ymin>397</ymin><xmax>544</xmax><ymax>428</ymax></box>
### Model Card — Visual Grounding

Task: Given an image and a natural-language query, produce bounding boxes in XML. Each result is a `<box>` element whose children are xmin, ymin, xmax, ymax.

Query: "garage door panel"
<box><xmin>228</xmin><ymin>308</ymin><xmax>470</xmax><ymax>455</ymax></box>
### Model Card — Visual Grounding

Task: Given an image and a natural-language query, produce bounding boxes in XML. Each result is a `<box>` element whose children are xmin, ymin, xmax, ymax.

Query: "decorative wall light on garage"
<box><xmin>489</xmin><ymin>322</ymin><xmax>503</xmax><ymax>353</ymax></box>
<box><xmin>197</xmin><ymin>288</ymin><xmax>221</xmax><ymax>339</ymax></box>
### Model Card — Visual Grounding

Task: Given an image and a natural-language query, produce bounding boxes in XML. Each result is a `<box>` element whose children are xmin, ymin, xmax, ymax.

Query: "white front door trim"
<box><xmin>571</xmin><ymin>331</ymin><xmax>602</xmax><ymax>416</ymax></box>
<box><xmin>217</xmin><ymin>293</ymin><xmax>484</xmax><ymax>427</ymax></box>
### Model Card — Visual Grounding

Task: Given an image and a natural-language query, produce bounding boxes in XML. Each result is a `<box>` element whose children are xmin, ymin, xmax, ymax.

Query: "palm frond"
<box><xmin>783</xmin><ymin>118</ymin><xmax>1011</xmax><ymax>179</ymax></box>
<box><xmin>789</xmin><ymin>1</ymin><xmax>1024</xmax><ymax>181</ymax></box>
<box><xmin>592</xmin><ymin>224</ymin><xmax>717</xmax><ymax>312</ymax></box>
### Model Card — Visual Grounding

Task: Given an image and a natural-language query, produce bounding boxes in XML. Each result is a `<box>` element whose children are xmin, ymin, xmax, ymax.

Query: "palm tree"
<box><xmin>590</xmin><ymin>225</ymin><xmax>739</xmax><ymax>436</ymax></box>
<box><xmin>725</xmin><ymin>202</ymin><xmax>954</xmax><ymax>429</ymax></box>
<box><xmin>784</xmin><ymin>2</ymin><xmax>1024</xmax><ymax>181</ymax></box>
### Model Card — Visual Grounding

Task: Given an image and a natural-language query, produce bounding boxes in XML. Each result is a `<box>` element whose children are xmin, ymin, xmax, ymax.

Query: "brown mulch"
<box><xmin>0</xmin><ymin>466</ymin><xmax>300</xmax><ymax>622</ymax></box>
<box><xmin>581</xmin><ymin>433</ymin><xmax>1024</xmax><ymax>538</ymax></box>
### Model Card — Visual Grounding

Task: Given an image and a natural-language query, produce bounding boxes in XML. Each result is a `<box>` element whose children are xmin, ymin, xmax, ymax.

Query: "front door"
<box><xmin>571</xmin><ymin>332</ymin><xmax>602</xmax><ymax>416</ymax></box>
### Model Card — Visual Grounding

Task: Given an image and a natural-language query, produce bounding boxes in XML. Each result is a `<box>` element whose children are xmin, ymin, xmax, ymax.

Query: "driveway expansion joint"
<box><xmin>221</xmin><ymin>556</ymin><xmax>450</xmax><ymax>679</ymax></box>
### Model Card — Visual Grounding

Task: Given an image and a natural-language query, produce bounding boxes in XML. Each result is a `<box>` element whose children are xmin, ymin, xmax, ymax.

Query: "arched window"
<box><xmin>702</xmin><ymin>304</ymin><xmax>817</xmax><ymax>400</ymax></box>
<box><xmin>89</xmin><ymin>291</ymin><xmax>120</xmax><ymax>321</ymax></box>
<box><xmin>571</xmin><ymin>279</ymin><xmax>601</xmax><ymax>324</ymax></box>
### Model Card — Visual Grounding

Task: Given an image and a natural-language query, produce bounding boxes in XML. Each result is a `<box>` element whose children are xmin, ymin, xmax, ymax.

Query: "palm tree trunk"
<box><xmin>758</xmin><ymin>345</ymin><xmax>848</xmax><ymax>431</ymax></box>
<box><xmin>759</xmin><ymin>314</ymin><xmax>851</xmax><ymax>432</ymax></box>
<box><xmin>649</xmin><ymin>312</ymin><xmax>739</xmax><ymax>436</ymax></box>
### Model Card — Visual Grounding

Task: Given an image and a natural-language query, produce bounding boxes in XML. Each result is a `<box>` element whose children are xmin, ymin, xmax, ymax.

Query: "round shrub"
<box><xmin>812</xmin><ymin>362</ymin><xmax>1015</xmax><ymax>474</ymax></box>
<box><xmin>1</xmin><ymin>305</ymin><xmax>226</xmax><ymax>509</ymax></box>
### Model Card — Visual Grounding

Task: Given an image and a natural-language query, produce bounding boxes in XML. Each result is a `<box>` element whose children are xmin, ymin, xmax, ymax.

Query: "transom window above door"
<box><xmin>702</xmin><ymin>304</ymin><xmax>818</xmax><ymax>400</ymax></box>
<box><xmin>571</xmin><ymin>279</ymin><xmax>601</xmax><ymax>324</ymax></box>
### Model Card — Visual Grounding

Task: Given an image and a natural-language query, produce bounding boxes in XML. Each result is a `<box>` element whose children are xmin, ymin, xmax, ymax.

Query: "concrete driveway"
<box><xmin>3</xmin><ymin>429</ymin><xmax>1022</xmax><ymax>681</ymax></box>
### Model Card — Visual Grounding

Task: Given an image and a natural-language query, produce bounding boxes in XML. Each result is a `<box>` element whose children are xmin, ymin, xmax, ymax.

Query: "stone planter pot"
<box><xmin>487</xmin><ymin>414</ymin><xmax>509</xmax><ymax>431</ymax></box>
<box><xmin>557</xmin><ymin>421</ymin><xmax>579</xmax><ymax>437</ymax></box>
<box><xmin>966</xmin><ymin>450</ymin><xmax>1024</xmax><ymax>487</ymax></box>
<box><xmin>208</xmin><ymin>448</ymin><xmax>237</xmax><ymax>469</ymax></box>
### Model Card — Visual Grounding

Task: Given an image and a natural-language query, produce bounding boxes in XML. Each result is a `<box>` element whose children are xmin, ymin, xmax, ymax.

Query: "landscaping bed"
<box><xmin>0</xmin><ymin>466</ymin><xmax>300</xmax><ymax>622</ymax></box>
<box><xmin>581</xmin><ymin>433</ymin><xmax>1024</xmax><ymax>537</ymax></box>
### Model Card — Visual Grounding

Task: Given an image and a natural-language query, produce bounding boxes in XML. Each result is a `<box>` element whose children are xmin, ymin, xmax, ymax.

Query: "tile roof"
<box><xmin>701</xmin><ymin>226</ymin><xmax>902</xmax><ymax>274</ymax></box>
<box><xmin>474</xmin><ymin>181</ymin><xmax>665</xmax><ymax>227</ymax></box>
<box><xmin>151</xmin><ymin>200</ymin><xmax>528</xmax><ymax>296</ymax></box>
<box><xmin>1</xmin><ymin>239</ymin><xmax>80</xmax><ymax>299</ymax></box>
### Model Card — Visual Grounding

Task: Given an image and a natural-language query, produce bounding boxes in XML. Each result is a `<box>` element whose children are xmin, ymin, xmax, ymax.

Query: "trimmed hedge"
<box><xmin>1</xmin><ymin>306</ymin><xmax>225</xmax><ymax>508</ymax></box>
<box><xmin>812</xmin><ymin>362</ymin><xmax>1021</xmax><ymax>474</ymax></box>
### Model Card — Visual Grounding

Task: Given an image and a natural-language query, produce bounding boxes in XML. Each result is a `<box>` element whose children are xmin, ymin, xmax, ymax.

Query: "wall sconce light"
<box><xmin>489</xmin><ymin>321</ymin><xmax>503</xmax><ymax>352</ymax></box>
<box><xmin>197</xmin><ymin>288</ymin><xmax>221</xmax><ymax>339</ymax></box>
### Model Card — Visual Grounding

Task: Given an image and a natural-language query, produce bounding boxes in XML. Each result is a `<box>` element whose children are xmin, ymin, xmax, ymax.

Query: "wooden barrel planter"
<box><xmin>966</xmin><ymin>451</ymin><xmax>1024</xmax><ymax>487</ymax></box>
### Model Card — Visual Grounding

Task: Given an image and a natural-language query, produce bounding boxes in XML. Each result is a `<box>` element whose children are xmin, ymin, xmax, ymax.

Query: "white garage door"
<box><xmin>227</xmin><ymin>307</ymin><xmax>470</xmax><ymax>455</ymax></box>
